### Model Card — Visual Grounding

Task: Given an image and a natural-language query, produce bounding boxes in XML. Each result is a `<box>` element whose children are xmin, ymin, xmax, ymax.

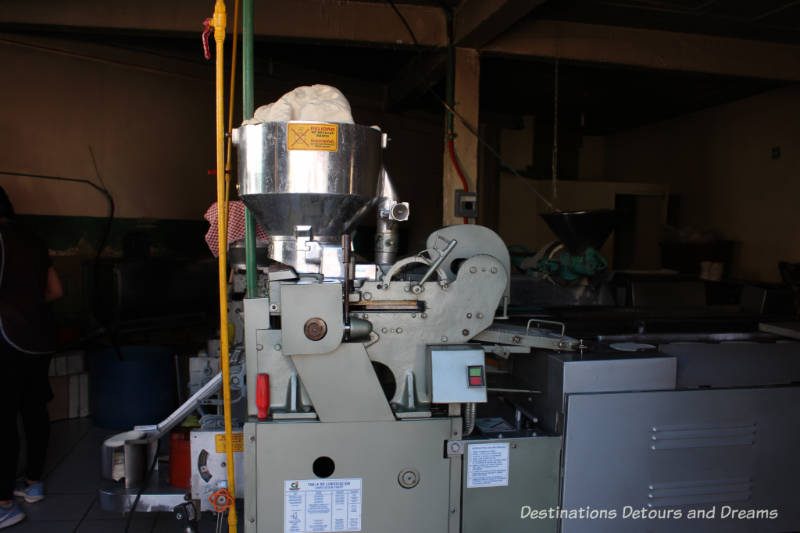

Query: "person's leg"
<box><xmin>19</xmin><ymin>356</ymin><xmax>51</xmax><ymax>484</ymax></box>
<box><xmin>0</xmin><ymin>356</ymin><xmax>22</xmax><ymax>504</ymax></box>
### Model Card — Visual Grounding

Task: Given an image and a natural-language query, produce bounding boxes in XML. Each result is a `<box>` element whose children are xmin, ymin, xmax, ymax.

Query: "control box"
<box><xmin>427</xmin><ymin>344</ymin><xmax>488</xmax><ymax>403</ymax></box>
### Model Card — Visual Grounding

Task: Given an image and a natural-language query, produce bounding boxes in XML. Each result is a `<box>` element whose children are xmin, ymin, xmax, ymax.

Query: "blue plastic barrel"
<box><xmin>90</xmin><ymin>346</ymin><xmax>177</xmax><ymax>430</ymax></box>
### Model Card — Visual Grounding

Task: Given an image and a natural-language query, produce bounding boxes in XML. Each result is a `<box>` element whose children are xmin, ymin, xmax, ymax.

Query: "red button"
<box><xmin>469</xmin><ymin>376</ymin><xmax>483</xmax><ymax>386</ymax></box>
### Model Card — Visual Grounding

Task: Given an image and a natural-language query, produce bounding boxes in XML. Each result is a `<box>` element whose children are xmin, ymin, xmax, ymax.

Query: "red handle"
<box><xmin>201</xmin><ymin>18</ymin><xmax>213</xmax><ymax>60</ymax></box>
<box><xmin>256</xmin><ymin>373</ymin><xmax>270</xmax><ymax>420</ymax></box>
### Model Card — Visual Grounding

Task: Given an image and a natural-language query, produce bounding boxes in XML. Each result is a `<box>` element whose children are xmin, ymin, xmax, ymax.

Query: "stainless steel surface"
<box><xmin>244</xmin><ymin>419</ymin><xmax>455</xmax><ymax>533</ymax></box>
<box><xmin>461</xmin><ymin>437</ymin><xmax>560</xmax><ymax>533</ymax></box>
<box><xmin>658</xmin><ymin>340</ymin><xmax>800</xmax><ymax>388</ymax></box>
<box><xmin>375</xmin><ymin>170</ymin><xmax>408</xmax><ymax>265</ymax></box>
<box><xmin>597</xmin><ymin>332</ymin><xmax>777</xmax><ymax>343</ymax></box>
<box><xmin>269</xmin><ymin>234</ymin><xmax>349</xmax><ymax>277</ymax></box>
<box><xmin>233</xmin><ymin>121</ymin><xmax>383</xmax><ymax>239</ymax></box>
<box><xmin>229</xmin><ymin>239</ymin><xmax>269</xmax><ymax>269</ymax></box>
<box><xmin>560</xmin><ymin>357</ymin><xmax>676</xmax><ymax>395</ymax></box>
<box><xmin>514</xmin><ymin>352</ymin><xmax>677</xmax><ymax>433</ymax></box>
<box><xmin>561</xmin><ymin>387</ymin><xmax>800</xmax><ymax>532</ymax></box>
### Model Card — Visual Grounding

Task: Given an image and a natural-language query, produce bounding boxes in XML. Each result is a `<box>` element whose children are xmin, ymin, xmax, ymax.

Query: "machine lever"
<box><xmin>416</xmin><ymin>239</ymin><xmax>457</xmax><ymax>288</ymax></box>
<box><xmin>134</xmin><ymin>372</ymin><xmax>223</xmax><ymax>441</ymax></box>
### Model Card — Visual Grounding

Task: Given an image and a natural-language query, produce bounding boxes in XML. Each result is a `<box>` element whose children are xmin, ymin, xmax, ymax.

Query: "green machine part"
<box><xmin>538</xmin><ymin>247</ymin><xmax>608</xmax><ymax>281</ymax></box>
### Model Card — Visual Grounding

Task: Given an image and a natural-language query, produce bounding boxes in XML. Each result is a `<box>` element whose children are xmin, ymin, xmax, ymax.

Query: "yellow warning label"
<box><xmin>214</xmin><ymin>433</ymin><xmax>244</xmax><ymax>453</ymax></box>
<box><xmin>287</xmin><ymin>123</ymin><xmax>339</xmax><ymax>152</ymax></box>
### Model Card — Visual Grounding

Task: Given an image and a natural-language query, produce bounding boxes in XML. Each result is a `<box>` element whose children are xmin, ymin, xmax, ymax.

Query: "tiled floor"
<box><xmin>8</xmin><ymin>419</ymin><xmax>238</xmax><ymax>533</ymax></box>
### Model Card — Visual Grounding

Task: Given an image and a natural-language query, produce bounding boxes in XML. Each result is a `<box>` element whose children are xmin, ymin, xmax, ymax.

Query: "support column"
<box><xmin>242</xmin><ymin>0</ymin><xmax>258</xmax><ymax>297</ymax></box>
<box><xmin>442</xmin><ymin>47</ymin><xmax>479</xmax><ymax>227</ymax></box>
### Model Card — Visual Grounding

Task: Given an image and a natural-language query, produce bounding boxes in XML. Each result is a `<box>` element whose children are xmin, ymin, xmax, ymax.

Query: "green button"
<box><xmin>469</xmin><ymin>366</ymin><xmax>482</xmax><ymax>377</ymax></box>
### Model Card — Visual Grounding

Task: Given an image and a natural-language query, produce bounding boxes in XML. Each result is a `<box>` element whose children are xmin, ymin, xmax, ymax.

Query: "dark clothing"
<box><xmin>0</xmin><ymin>340</ymin><xmax>51</xmax><ymax>499</ymax></box>
<box><xmin>0</xmin><ymin>221</ymin><xmax>56</xmax><ymax>354</ymax></box>
<box><xmin>0</xmin><ymin>221</ymin><xmax>55</xmax><ymax>500</ymax></box>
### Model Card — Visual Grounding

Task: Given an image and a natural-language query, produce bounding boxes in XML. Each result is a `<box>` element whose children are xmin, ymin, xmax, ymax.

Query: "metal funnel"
<box><xmin>232</xmin><ymin>121</ymin><xmax>384</xmax><ymax>240</ymax></box>
<box><xmin>540</xmin><ymin>209</ymin><xmax>617</xmax><ymax>255</ymax></box>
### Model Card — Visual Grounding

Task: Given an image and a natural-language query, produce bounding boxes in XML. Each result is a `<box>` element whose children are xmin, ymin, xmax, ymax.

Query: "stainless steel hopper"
<box><xmin>232</xmin><ymin>121</ymin><xmax>384</xmax><ymax>274</ymax></box>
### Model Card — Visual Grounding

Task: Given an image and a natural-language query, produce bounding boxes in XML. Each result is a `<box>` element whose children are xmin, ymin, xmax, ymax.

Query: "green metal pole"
<box><xmin>242</xmin><ymin>0</ymin><xmax>258</xmax><ymax>297</ymax></box>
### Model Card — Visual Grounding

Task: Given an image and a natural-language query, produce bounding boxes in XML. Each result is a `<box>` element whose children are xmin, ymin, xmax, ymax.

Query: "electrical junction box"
<box><xmin>427</xmin><ymin>344</ymin><xmax>487</xmax><ymax>403</ymax></box>
<box><xmin>455</xmin><ymin>189</ymin><xmax>478</xmax><ymax>218</ymax></box>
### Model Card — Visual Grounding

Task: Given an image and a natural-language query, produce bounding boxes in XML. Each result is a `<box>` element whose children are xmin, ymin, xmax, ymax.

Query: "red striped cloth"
<box><xmin>204</xmin><ymin>201</ymin><xmax>269</xmax><ymax>257</ymax></box>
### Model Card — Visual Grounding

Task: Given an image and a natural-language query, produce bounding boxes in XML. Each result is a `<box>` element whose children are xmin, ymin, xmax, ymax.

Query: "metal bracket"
<box><xmin>446</xmin><ymin>440</ymin><xmax>465</xmax><ymax>457</ymax></box>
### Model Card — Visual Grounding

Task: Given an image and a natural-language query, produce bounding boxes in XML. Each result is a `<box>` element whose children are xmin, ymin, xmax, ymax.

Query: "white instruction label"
<box><xmin>466</xmin><ymin>442</ymin><xmax>510</xmax><ymax>488</ymax></box>
<box><xmin>284</xmin><ymin>478</ymin><xmax>362</xmax><ymax>532</ymax></box>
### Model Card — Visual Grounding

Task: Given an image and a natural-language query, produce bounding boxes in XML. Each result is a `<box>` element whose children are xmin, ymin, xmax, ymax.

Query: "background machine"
<box><xmin>101</xmin><ymin>118</ymin><xmax>800</xmax><ymax>533</ymax></box>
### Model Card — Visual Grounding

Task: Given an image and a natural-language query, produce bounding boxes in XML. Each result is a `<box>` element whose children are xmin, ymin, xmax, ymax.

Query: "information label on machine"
<box><xmin>287</xmin><ymin>123</ymin><xmax>339</xmax><ymax>152</ymax></box>
<box><xmin>214</xmin><ymin>433</ymin><xmax>244</xmax><ymax>453</ymax></box>
<box><xmin>466</xmin><ymin>442</ymin><xmax>510</xmax><ymax>488</ymax></box>
<box><xmin>284</xmin><ymin>478</ymin><xmax>362</xmax><ymax>532</ymax></box>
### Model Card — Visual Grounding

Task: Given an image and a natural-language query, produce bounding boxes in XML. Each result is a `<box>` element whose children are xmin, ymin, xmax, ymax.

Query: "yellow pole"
<box><xmin>212</xmin><ymin>1</ymin><xmax>238</xmax><ymax>531</ymax></box>
<box><xmin>223</xmin><ymin>0</ymin><xmax>240</xmax><ymax>214</ymax></box>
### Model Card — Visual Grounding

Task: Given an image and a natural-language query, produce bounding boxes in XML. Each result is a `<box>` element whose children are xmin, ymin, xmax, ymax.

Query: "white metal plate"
<box><xmin>466</xmin><ymin>442</ymin><xmax>510</xmax><ymax>488</ymax></box>
<box><xmin>284</xmin><ymin>478</ymin><xmax>362</xmax><ymax>532</ymax></box>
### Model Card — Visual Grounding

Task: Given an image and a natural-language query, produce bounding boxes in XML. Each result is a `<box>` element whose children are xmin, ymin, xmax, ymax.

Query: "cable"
<box><xmin>0</xmin><ymin>170</ymin><xmax>115</xmax><ymax>259</ymax></box>
<box><xmin>442</xmin><ymin>9</ymin><xmax>469</xmax><ymax>223</ymax></box>
<box><xmin>0</xmin><ymin>168</ymin><xmax>121</xmax><ymax>356</ymax></box>
<box><xmin>384</xmin><ymin>0</ymin><xmax>419</xmax><ymax>46</ymax></box>
<box><xmin>87</xmin><ymin>147</ymin><xmax>115</xmax><ymax>263</ymax></box>
<box><xmin>552</xmin><ymin>59</ymin><xmax>559</xmax><ymax>199</ymax></box>
<box><xmin>447</xmin><ymin>138</ymin><xmax>469</xmax><ymax>224</ymax></box>
<box><xmin>384</xmin><ymin>3</ymin><xmax>561</xmax><ymax>214</ymax></box>
<box><xmin>437</xmin><ymin>91</ymin><xmax>561</xmax><ymax>213</ymax></box>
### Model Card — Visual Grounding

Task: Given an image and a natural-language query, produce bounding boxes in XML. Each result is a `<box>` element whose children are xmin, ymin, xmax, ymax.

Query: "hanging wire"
<box><xmin>552</xmin><ymin>58</ymin><xmax>559</xmax><ymax>200</ymax></box>
<box><xmin>437</xmin><ymin>98</ymin><xmax>560</xmax><ymax>213</ymax></box>
<box><xmin>385</xmin><ymin>2</ymin><xmax>560</xmax><ymax>213</ymax></box>
<box><xmin>385</xmin><ymin>0</ymin><xmax>420</xmax><ymax>46</ymax></box>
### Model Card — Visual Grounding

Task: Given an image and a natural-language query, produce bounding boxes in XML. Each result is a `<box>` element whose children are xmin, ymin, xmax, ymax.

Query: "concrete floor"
<box><xmin>10</xmin><ymin>418</ymin><xmax>237</xmax><ymax>533</ymax></box>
